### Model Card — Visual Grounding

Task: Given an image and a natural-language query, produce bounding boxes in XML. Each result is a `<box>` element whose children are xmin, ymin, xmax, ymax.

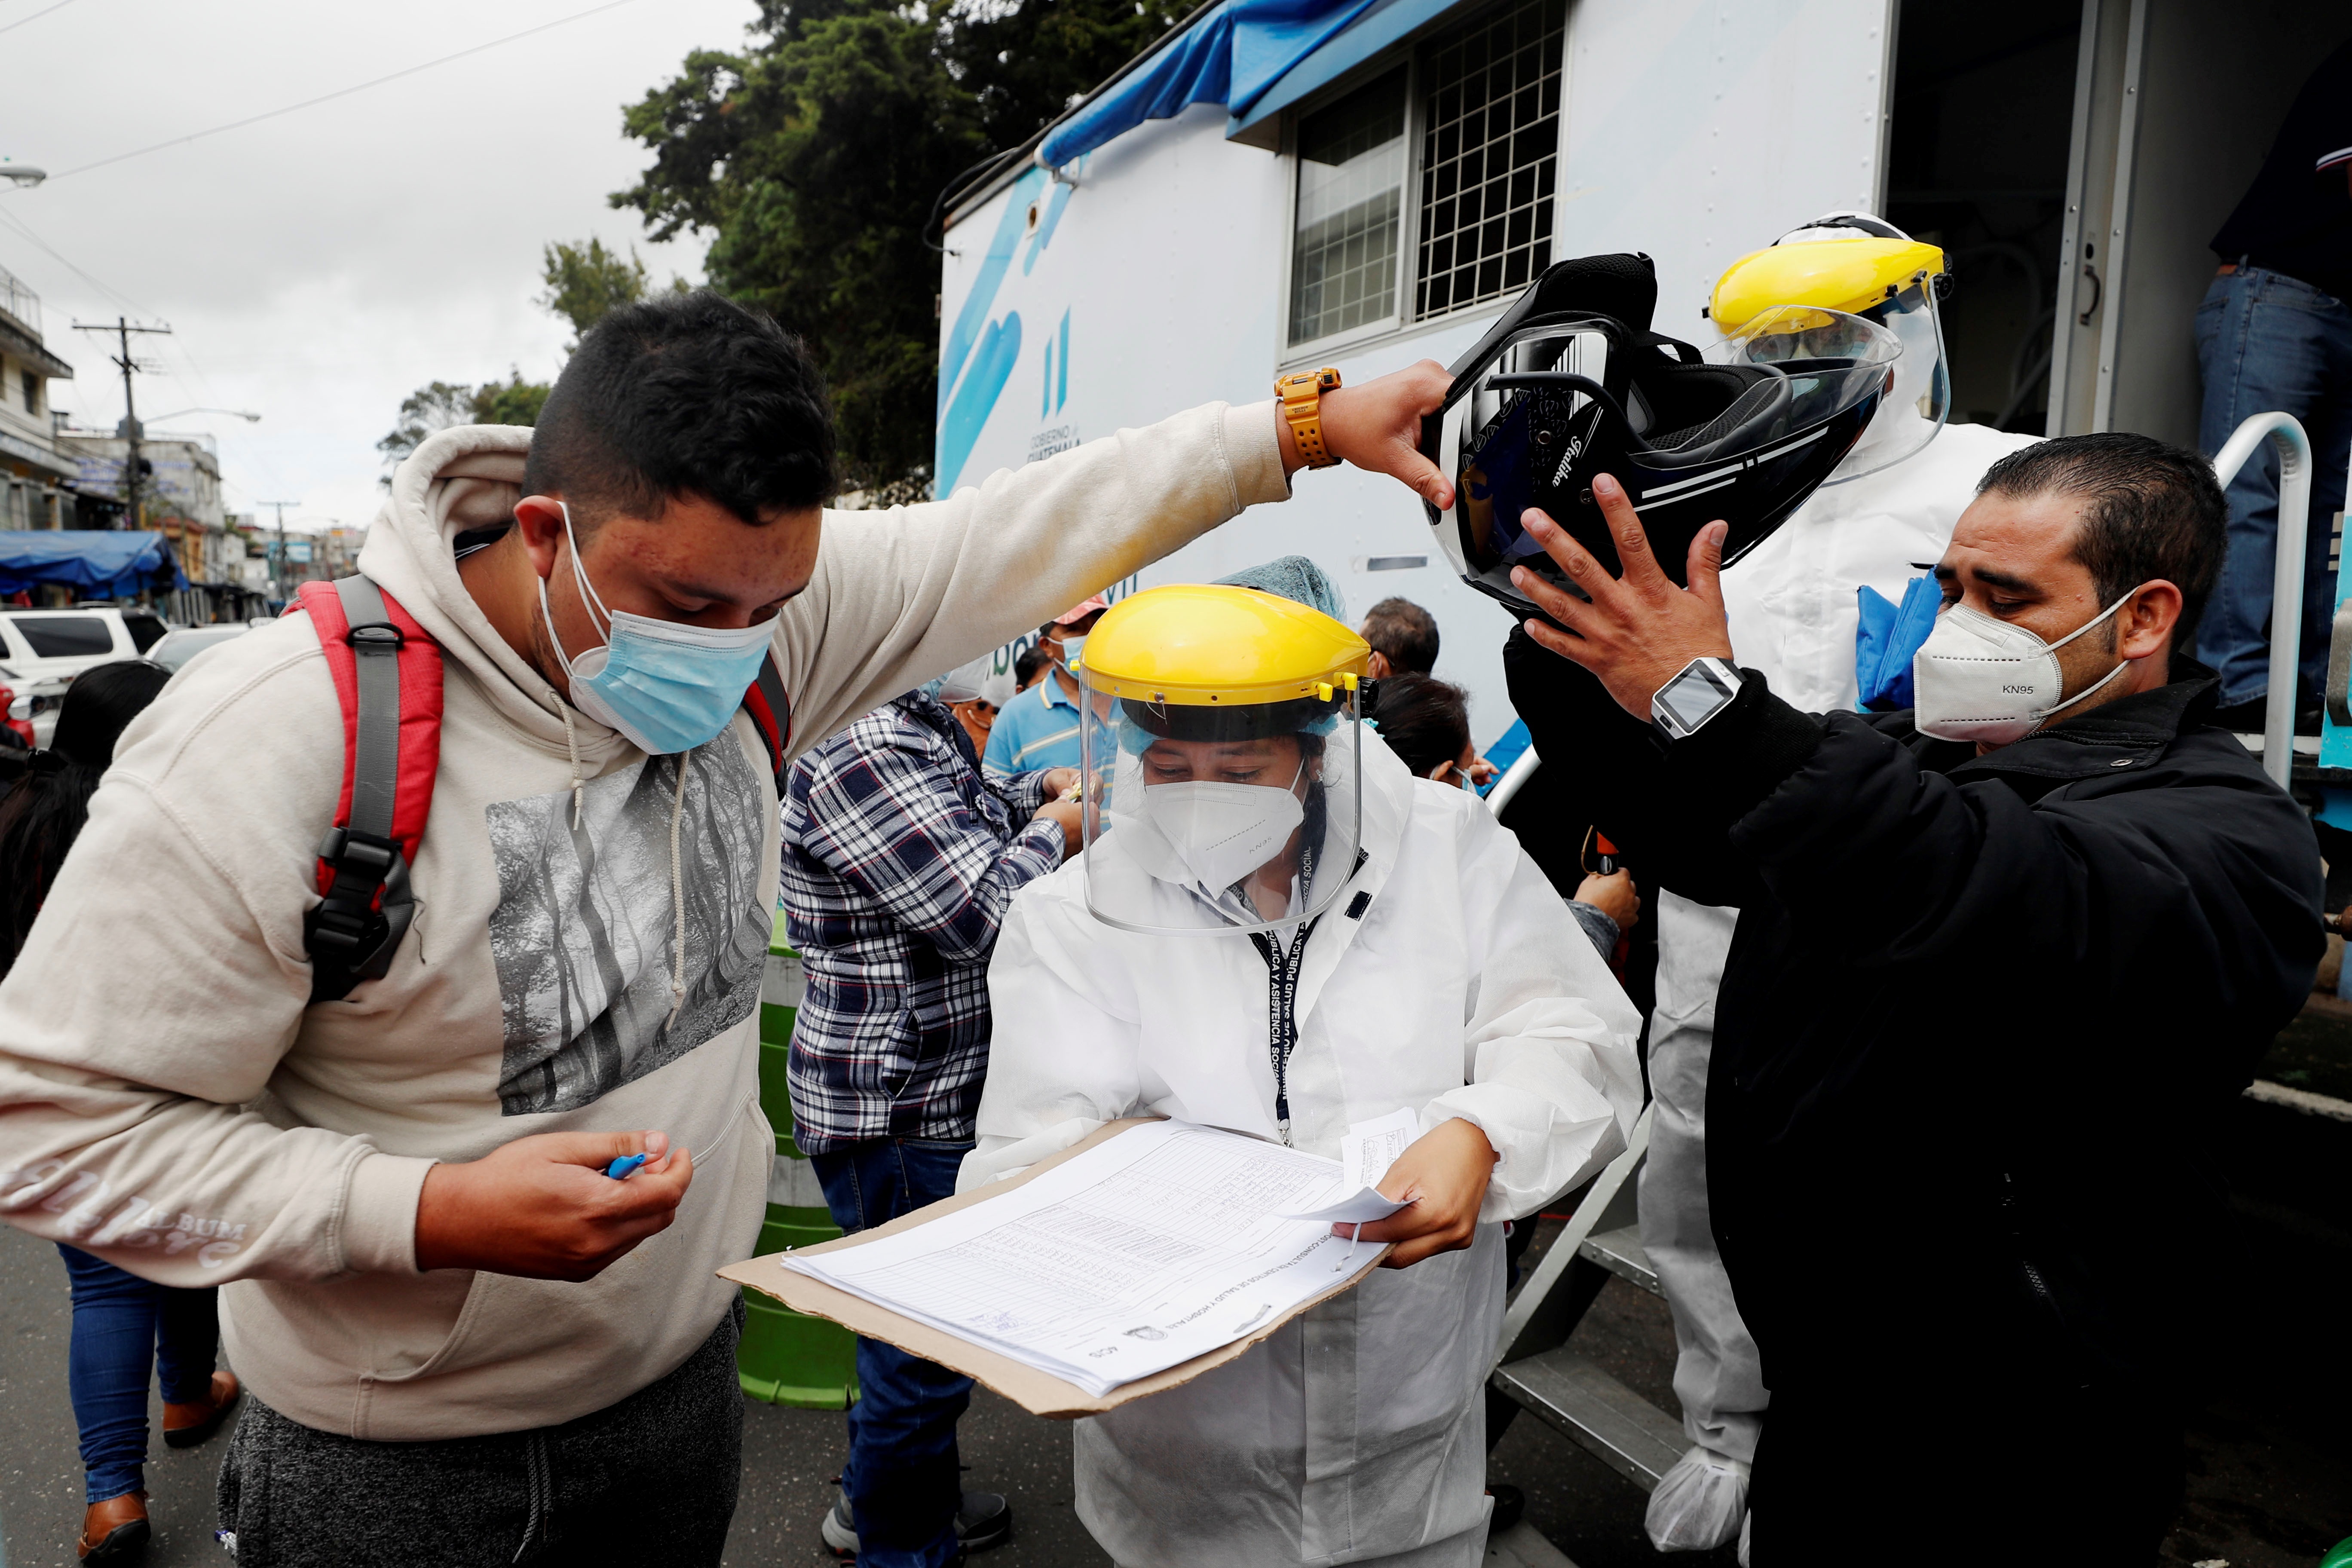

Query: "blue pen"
<box><xmin>605</xmin><ymin>1153</ymin><xmax>649</xmax><ymax>1180</ymax></box>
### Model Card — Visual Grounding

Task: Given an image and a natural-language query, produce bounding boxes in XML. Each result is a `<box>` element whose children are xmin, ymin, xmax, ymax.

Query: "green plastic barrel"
<box><xmin>737</xmin><ymin>911</ymin><xmax>859</xmax><ymax>1409</ymax></box>
<box><xmin>2319</xmin><ymin>1537</ymin><xmax>2352</xmax><ymax>1568</ymax></box>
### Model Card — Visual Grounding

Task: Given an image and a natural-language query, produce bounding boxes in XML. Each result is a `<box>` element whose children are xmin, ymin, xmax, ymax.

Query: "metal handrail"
<box><xmin>1485</xmin><ymin>746</ymin><xmax>1543</xmax><ymax>816</ymax></box>
<box><xmin>2211</xmin><ymin>412</ymin><xmax>2313</xmax><ymax>789</ymax></box>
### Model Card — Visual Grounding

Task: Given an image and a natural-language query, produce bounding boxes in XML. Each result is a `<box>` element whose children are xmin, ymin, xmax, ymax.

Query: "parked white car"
<box><xmin>0</xmin><ymin>607</ymin><xmax>172</xmax><ymax>746</ymax></box>
<box><xmin>150</xmin><ymin>623</ymin><xmax>257</xmax><ymax>674</ymax></box>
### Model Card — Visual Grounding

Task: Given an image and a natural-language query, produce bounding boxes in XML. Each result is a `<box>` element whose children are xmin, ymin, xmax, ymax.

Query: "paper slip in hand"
<box><xmin>1277</xmin><ymin>1188</ymin><xmax>1410</xmax><ymax>1225</ymax></box>
<box><xmin>1343</xmin><ymin>1106</ymin><xmax>1422</xmax><ymax>1191</ymax></box>
<box><xmin>1278</xmin><ymin>1108</ymin><xmax>1424</xmax><ymax>1225</ymax></box>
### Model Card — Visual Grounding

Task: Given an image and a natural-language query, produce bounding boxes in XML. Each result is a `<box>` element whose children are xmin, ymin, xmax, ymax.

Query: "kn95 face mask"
<box><xmin>538</xmin><ymin>502</ymin><xmax>776</xmax><ymax>755</ymax></box>
<box><xmin>1911</xmin><ymin>587</ymin><xmax>2144</xmax><ymax>745</ymax></box>
<box><xmin>1139</xmin><ymin>762</ymin><xmax>1307</xmax><ymax>892</ymax></box>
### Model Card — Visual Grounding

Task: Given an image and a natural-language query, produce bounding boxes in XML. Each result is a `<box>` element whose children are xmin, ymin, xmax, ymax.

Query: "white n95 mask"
<box><xmin>1911</xmin><ymin>589</ymin><xmax>2142</xmax><ymax>745</ymax></box>
<box><xmin>1138</xmin><ymin>765</ymin><xmax>1306</xmax><ymax>891</ymax></box>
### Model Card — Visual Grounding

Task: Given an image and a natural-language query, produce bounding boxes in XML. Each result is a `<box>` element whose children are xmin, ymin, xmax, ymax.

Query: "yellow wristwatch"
<box><xmin>1276</xmin><ymin>367</ymin><xmax>1343</xmax><ymax>469</ymax></box>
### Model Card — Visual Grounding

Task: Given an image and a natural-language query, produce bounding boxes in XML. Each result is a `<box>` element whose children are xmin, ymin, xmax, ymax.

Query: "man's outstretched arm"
<box><xmin>777</xmin><ymin>365</ymin><xmax>1453</xmax><ymax>754</ymax></box>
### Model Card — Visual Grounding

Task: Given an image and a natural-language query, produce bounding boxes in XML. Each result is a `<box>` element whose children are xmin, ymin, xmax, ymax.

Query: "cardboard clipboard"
<box><xmin>718</xmin><ymin>1117</ymin><xmax>1392</xmax><ymax>1419</ymax></box>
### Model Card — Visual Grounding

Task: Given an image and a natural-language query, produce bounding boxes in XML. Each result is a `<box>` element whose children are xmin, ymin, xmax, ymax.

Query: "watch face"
<box><xmin>1656</xmin><ymin>660</ymin><xmax>1736</xmax><ymax>734</ymax></box>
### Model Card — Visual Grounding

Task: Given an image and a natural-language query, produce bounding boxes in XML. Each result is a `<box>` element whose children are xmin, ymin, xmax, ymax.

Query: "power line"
<box><xmin>0</xmin><ymin>202</ymin><xmax>163</xmax><ymax>321</ymax></box>
<box><xmin>32</xmin><ymin>0</ymin><xmax>651</xmax><ymax>183</ymax></box>
<box><xmin>0</xmin><ymin>0</ymin><xmax>75</xmax><ymax>37</ymax></box>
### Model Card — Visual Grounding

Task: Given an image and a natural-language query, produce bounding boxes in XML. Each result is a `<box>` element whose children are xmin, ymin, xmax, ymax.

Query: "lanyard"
<box><xmin>1249</xmin><ymin>913</ymin><xmax>1321</xmax><ymax>1147</ymax></box>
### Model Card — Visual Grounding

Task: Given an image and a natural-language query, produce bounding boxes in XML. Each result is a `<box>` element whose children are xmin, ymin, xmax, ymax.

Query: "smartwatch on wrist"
<box><xmin>1275</xmin><ymin>367</ymin><xmax>1343</xmax><ymax>468</ymax></box>
<box><xmin>1651</xmin><ymin>657</ymin><xmax>1744</xmax><ymax>740</ymax></box>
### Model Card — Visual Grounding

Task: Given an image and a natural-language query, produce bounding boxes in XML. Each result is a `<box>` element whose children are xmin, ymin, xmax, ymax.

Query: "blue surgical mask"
<box><xmin>537</xmin><ymin>502</ymin><xmax>776</xmax><ymax>755</ymax></box>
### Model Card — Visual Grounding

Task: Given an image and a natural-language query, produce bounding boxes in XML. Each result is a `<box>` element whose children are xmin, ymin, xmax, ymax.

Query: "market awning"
<box><xmin>1037</xmin><ymin>0</ymin><xmax>1383</xmax><ymax>168</ymax></box>
<box><xmin>0</xmin><ymin>531</ymin><xmax>190</xmax><ymax>598</ymax></box>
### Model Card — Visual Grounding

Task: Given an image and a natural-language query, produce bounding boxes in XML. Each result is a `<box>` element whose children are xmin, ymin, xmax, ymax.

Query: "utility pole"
<box><xmin>258</xmin><ymin>500</ymin><xmax>300</xmax><ymax>603</ymax></box>
<box><xmin>73</xmin><ymin>317</ymin><xmax>172</xmax><ymax>530</ymax></box>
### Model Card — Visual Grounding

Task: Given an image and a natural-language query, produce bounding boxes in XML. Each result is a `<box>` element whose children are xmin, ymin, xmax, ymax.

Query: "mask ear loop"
<box><xmin>558</xmin><ymin>502</ymin><xmax>616</xmax><ymax>638</ymax></box>
<box><xmin>535</xmin><ymin>501</ymin><xmax>616</xmax><ymax>682</ymax></box>
<box><xmin>2033</xmin><ymin>583</ymin><xmax>2149</xmax><ymax>720</ymax></box>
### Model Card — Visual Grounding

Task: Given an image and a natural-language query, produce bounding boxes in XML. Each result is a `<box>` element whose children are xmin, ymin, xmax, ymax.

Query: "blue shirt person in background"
<box><xmin>982</xmin><ymin>596</ymin><xmax>1109</xmax><ymax>773</ymax></box>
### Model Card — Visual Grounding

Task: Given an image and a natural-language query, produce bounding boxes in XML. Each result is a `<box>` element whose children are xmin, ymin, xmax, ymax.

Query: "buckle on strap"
<box><xmin>346</xmin><ymin>620</ymin><xmax>404</xmax><ymax>652</ymax></box>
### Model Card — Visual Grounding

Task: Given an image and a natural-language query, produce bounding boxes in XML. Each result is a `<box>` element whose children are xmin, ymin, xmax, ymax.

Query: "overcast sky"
<box><xmin>0</xmin><ymin>0</ymin><xmax>757</xmax><ymax>535</ymax></box>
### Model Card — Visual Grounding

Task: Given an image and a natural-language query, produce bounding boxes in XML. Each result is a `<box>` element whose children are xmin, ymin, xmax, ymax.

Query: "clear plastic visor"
<box><xmin>1808</xmin><ymin>281</ymin><xmax>1949</xmax><ymax>483</ymax></box>
<box><xmin>1077</xmin><ymin>670</ymin><xmax>1364</xmax><ymax>937</ymax></box>
<box><xmin>1706</xmin><ymin>303</ymin><xmax>1906</xmax><ymax>432</ymax></box>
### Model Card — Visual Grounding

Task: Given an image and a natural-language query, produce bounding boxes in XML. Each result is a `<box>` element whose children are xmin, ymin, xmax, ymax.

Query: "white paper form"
<box><xmin>781</xmin><ymin>1121</ymin><xmax>1365</xmax><ymax>1396</ymax></box>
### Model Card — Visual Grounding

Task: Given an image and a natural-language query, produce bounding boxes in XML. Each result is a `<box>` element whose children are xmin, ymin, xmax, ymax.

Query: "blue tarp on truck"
<box><xmin>0</xmin><ymin>531</ymin><xmax>190</xmax><ymax>598</ymax></box>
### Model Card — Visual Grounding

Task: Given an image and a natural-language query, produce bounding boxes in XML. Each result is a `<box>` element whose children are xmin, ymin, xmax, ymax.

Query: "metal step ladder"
<box><xmin>1486</xmin><ymin>1105</ymin><xmax>1688</xmax><ymax>1492</ymax></box>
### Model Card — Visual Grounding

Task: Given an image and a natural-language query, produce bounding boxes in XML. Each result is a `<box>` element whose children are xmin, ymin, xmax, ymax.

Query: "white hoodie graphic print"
<box><xmin>0</xmin><ymin>403</ymin><xmax>1289</xmax><ymax>1440</ymax></box>
<box><xmin>487</xmin><ymin>740</ymin><xmax>770</xmax><ymax>1116</ymax></box>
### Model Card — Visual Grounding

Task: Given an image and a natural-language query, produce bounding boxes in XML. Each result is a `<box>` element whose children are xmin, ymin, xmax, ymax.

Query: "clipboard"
<box><xmin>718</xmin><ymin>1117</ymin><xmax>1393</xmax><ymax>1419</ymax></box>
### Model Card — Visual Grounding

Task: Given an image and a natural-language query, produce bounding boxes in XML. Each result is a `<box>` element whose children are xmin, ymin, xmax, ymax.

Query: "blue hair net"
<box><xmin>1215</xmin><ymin>556</ymin><xmax>1347</xmax><ymax>623</ymax></box>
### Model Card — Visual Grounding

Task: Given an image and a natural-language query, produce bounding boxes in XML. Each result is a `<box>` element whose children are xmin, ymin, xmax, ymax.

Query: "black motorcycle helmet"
<box><xmin>1421</xmin><ymin>251</ymin><xmax>1899</xmax><ymax>618</ymax></box>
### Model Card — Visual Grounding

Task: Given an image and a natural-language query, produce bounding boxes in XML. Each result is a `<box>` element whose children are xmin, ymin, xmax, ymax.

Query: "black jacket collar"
<box><xmin>1887</xmin><ymin>659</ymin><xmax>2226</xmax><ymax>783</ymax></box>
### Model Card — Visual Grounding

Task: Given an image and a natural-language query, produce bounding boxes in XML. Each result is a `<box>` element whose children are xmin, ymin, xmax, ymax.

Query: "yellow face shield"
<box><xmin>1076</xmin><ymin>585</ymin><xmax>1369</xmax><ymax>937</ymax></box>
<box><xmin>1712</xmin><ymin>227</ymin><xmax>1952</xmax><ymax>484</ymax></box>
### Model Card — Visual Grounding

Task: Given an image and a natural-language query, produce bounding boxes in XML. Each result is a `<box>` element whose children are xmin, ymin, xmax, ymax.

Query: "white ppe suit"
<box><xmin>964</xmin><ymin>733</ymin><xmax>1644</xmax><ymax>1567</ymax></box>
<box><xmin>1642</xmin><ymin>421</ymin><xmax>2042</xmax><ymax>1552</ymax></box>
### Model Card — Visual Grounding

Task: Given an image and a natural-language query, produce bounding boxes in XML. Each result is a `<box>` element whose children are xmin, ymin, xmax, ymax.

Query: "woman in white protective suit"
<box><xmin>960</xmin><ymin>583</ymin><xmax>1643</xmax><ymax>1568</ymax></box>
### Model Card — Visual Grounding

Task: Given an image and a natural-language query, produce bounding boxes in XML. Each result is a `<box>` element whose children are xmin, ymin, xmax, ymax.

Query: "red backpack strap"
<box><xmin>740</xmin><ymin>651</ymin><xmax>792</xmax><ymax>793</ymax></box>
<box><xmin>297</xmin><ymin>576</ymin><xmax>444</xmax><ymax>1003</ymax></box>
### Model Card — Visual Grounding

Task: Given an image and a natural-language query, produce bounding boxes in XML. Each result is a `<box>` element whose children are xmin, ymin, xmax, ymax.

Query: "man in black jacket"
<box><xmin>1502</xmin><ymin>434</ymin><xmax>2321</xmax><ymax>1565</ymax></box>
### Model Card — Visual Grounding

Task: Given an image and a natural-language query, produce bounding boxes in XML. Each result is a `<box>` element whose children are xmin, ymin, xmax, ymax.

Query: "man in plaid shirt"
<box><xmin>780</xmin><ymin>675</ymin><xmax>1079</xmax><ymax>1567</ymax></box>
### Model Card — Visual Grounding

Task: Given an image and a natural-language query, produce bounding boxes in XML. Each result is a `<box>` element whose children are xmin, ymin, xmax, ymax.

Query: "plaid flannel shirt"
<box><xmin>780</xmin><ymin>691</ymin><xmax>1064</xmax><ymax>1152</ymax></box>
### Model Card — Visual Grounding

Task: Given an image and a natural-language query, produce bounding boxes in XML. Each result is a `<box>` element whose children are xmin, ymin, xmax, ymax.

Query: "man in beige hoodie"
<box><xmin>0</xmin><ymin>291</ymin><xmax>1449</xmax><ymax>1565</ymax></box>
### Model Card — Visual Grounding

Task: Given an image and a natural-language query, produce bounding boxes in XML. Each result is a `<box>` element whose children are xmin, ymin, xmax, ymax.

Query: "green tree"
<box><xmin>541</xmin><ymin>237</ymin><xmax>685</xmax><ymax>348</ymax></box>
<box><xmin>471</xmin><ymin>370</ymin><xmax>553</xmax><ymax>428</ymax></box>
<box><xmin>613</xmin><ymin>0</ymin><xmax>1184</xmax><ymax>494</ymax></box>
<box><xmin>376</xmin><ymin>371</ymin><xmax>553</xmax><ymax>482</ymax></box>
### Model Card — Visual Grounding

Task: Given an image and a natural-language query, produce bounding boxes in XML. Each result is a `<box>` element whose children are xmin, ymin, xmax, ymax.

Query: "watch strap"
<box><xmin>1277</xmin><ymin>367</ymin><xmax>1343</xmax><ymax>469</ymax></box>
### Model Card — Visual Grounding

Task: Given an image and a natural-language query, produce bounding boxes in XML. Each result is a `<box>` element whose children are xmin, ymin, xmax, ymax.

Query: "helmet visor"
<box><xmin>1078</xmin><ymin>669</ymin><xmax>1365</xmax><ymax>937</ymax></box>
<box><xmin>1817</xmin><ymin>280</ymin><xmax>1948</xmax><ymax>483</ymax></box>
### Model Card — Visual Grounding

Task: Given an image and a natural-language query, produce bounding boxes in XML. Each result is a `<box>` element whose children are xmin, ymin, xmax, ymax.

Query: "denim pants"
<box><xmin>811</xmin><ymin>1137</ymin><xmax>976</xmax><ymax>1568</ymax></box>
<box><xmin>55</xmin><ymin>1243</ymin><xmax>220</xmax><ymax>1504</ymax></box>
<box><xmin>2193</xmin><ymin>265</ymin><xmax>2352</xmax><ymax>706</ymax></box>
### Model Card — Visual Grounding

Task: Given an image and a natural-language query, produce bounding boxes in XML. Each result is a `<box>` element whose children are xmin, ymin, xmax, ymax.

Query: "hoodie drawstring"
<box><xmin>667</xmin><ymin>751</ymin><xmax>690</xmax><ymax>1029</ymax></box>
<box><xmin>554</xmin><ymin>690</ymin><xmax>585</xmax><ymax>831</ymax></box>
<box><xmin>545</xmin><ymin>684</ymin><xmax>690</xmax><ymax>1030</ymax></box>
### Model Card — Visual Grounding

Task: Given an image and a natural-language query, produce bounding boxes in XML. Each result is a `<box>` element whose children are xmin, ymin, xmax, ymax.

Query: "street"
<box><xmin>5</xmin><ymin>1101</ymin><xmax>2347</xmax><ymax>1568</ymax></box>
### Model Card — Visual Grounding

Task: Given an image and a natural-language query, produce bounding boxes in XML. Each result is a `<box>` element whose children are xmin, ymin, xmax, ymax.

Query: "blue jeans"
<box><xmin>810</xmin><ymin>1138</ymin><xmax>975</xmax><ymax>1568</ymax></box>
<box><xmin>2193</xmin><ymin>265</ymin><xmax>2352</xmax><ymax>706</ymax></box>
<box><xmin>55</xmin><ymin>1244</ymin><xmax>220</xmax><ymax>1504</ymax></box>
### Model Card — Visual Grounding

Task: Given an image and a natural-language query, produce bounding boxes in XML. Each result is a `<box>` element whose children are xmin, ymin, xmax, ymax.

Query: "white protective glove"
<box><xmin>1644</xmin><ymin>1443</ymin><xmax>1751</xmax><ymax>1553</ymax></box>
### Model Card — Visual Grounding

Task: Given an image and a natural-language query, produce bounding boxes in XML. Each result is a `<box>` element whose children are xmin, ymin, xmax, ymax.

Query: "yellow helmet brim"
<box><xmin>1077</xmin><ymin>583</ymin><xmax>1369</xmax><ymax>706</ymax></box>
<box><xmin>1712</xmin><ymin>238</ymin><xmax>1946</xmax><ymax>331</ymax></box>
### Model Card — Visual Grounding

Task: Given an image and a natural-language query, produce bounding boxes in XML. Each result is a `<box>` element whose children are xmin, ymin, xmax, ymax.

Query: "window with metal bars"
<box><xmin>1414</xmin><ymin>0</ymin><xmax>1565</xmax><ymax>319</ymax></box>
<box><xmin>1289</xmin><ymin>70</ymin><xmax>1410</xmax><ymax>346</ymax></box>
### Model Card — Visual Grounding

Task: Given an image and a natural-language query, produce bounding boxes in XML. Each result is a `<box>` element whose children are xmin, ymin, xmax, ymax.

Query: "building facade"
<box><xmin>0</xmin><ymin>261</ymin><xmax>76</xmax><ymax>531</ymax></box>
